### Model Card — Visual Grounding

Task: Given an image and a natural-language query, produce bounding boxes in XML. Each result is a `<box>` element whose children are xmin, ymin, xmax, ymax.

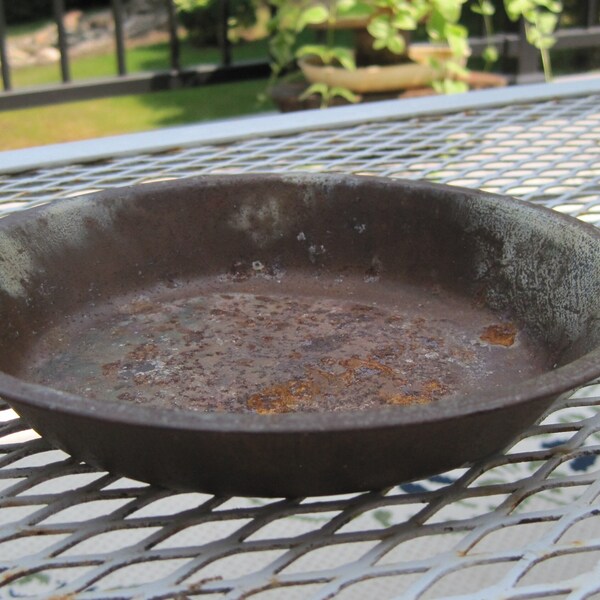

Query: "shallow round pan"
<box><xmin>1</xmin><ymin>174</ymin><xmax>600</xmax><ymax>497</ymax></box>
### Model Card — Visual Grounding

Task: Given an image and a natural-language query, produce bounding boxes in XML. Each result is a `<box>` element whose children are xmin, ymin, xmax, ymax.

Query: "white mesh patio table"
<box><xmin>1</xmin><ymin>78</ymin><xmax>600</xmax><ymax>599</ymax></box>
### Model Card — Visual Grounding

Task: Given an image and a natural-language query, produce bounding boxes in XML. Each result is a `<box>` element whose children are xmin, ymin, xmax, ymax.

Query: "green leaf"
<box><xmin>481</xmin><ymin>0</ymin><xmax>495</xmax><ymax>15</ymax></box>
<box><xmin>504</xmin><ymin>0</ymin><xmax>534</xmax><ymax>21</ymax></box>
<box><xmin>336</xmin><ymin>0</ymin><xmax>358</xmax><ymax>11</ymax></box>
<box><xmin>537</xmin><ymin>0</ymin><xmax>562</xmax><ymax>12</ymax></box>
<box><xmin>386</xmin><ymin>34</ymin><xmax>407</xmax><ymax>54</ymax></box>
<box><xmin>432</xmin><ymin>0</ymin><xmax>466</xmax><ymax>23</ymax></box>
<box><xmin>426</xmin><ymin>8</ymin><xmax>446</xmax><ymax>41</ymax></box>
<box><xmin>392</xmin><ymin>9</ymin><xmax>418</xmax><ymax>30</ymax></box>
<box><xmin>483</xmin><ymin>45</ymin><xmax>499</xmax><ymax>63</ymax></box>
<box><xmin>533</xmin><ymin>35</ymin><xmax>556</xmax><ymax>49</ymax></box>
<box><xmin>174</xmin><ymin>0</ymin><xmax>213</xmax><ymax>10</ymax></box>
<box><xmin>444</xmin><ymin>60</ymin><xmax>469</xmax><ymax>77</ymax></box>
<box><xmin>367</xmin><ymin>14</ymin><xmax>393</xmax><ymax>40</ymax></box>
<box><xmin>537</xmin><ymin>12</ymin><xmax>558</xmax><ymax>35</ymax></box>
<box><xmin>296</xmin><ymin>45</ymin><xmax>357</xmax><ymax>69</ymax></box>
<box><xmin>428</xmin><ymin>56</ymin><xmax>443</xmax><ymax>70</ymax></box>
<box><xmin>299</xmin><ymin>82</ymin><xmax>357</xmax><ymax>109</ymax></box>
<box><xmin>299</xmin><ymin>83</ymin><xmax>329</xmax><ymax>100</ymax></box>
<box><xmin>471</xmin><ymin>0</ymin><xmax>495</xmax><ymax>16</ymax></box>
<box><xmin>412</xmin><ymin>0</ymin><xmax>434</xmax><ymax>21</ymax></box>
<box><xmin>296</xmin><ymin>44</ymin><xmax>330</xmax><ymax>61</ymax></box>
<box><xmin>297</xmin><ymin>4</ymin><xmax>329</xmax><ymax>31</ymax></box>
<box><xmin>269</xmin><ymin>32</ymin><xmax>295</xmax><ymax>67</ymax></box>
<box><xmin>525</xmin><ymin>22</ymin><xmax>556</xmax><ymax>50</ymax></box>
<box><xmin>275</xmin><ymin>4</ymin><xmax>303</xmax><ymax>30</ymax></box>
<box><xmin>445</xmin><ymin>23</ymin><xmax>469</xmax><ymax>57</ymax></box>
<box><xmin>330</xmin><ymin>47</ymin><xmax>357</xmax><ymax>70</ymax></box>
<box><xmin>330</xmin><ymin>86</ymin><xmax>361</xmax><ymax>103</ymax></box>
<box><xmin>337</xmin><ymin>1</ymin><xmax>374</xmax><ymax>20</ymax></box>
<box><xmin>434</xmin><ymin>78</ymin><xmax>469</xmax><ymax>94</ymax></box>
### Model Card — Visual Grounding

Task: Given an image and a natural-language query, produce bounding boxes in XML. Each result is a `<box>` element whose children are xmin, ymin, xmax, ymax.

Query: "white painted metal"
<box><xmin>1</xmin><ymin>82</ymin><xmax>600</xmax><ymax>599</ymax></box>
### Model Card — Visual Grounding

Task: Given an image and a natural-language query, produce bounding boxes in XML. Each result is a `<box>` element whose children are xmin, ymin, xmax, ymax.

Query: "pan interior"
<box><xmin>18</xmin><ymin>269</ymin><xmax>552</xmax><ymax>415</ymax></box>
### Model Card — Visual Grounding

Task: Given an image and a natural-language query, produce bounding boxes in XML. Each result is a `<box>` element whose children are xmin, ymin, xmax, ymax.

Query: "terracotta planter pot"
<box><xmin>407</xmin><ymin>43</ymin><xmax>457</xmax><ymax>65</ymax></box>
<box><xmin>270</xmin><ymin>69</ymin><xmax>508</xmax><ymax>113</ymax></box>
<box><xmin>462</xmin><ymin>70</ymin><xmax>509</xmax><ymax>89</ymax></box>
<box><xmin>299</xmin><ymin>43</ymin><xmax>471</xmax><ymax>94</ymax></box>
<box><xmin>299</xmin><ymin>56</ymin><xmax>440</xmax><ymax>93</ymax></box>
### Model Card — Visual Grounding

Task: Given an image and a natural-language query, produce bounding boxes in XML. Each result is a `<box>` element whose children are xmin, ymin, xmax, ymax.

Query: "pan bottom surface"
<box><xmin>19</xmin><ymin>272</ymin><xmax>552</xmax><ymax>414</ymax></box>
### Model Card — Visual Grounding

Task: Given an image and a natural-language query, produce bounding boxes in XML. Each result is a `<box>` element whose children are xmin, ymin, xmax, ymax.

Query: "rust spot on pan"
<box><xmin>480</xmin><ymin>323</ymin><xmax>517</xmax><ymax>347</ymax></box>
<box><xmin>22</xmin><ymin>275</ymin><xmax>546</xmax><ymax>415</ymax></box>
<box><xmin>126</xmin><ymin>342</ymin><xmax>160</xmax><ymax>361</ymax></box>
<box><xmin>382</xmin><ymin>380</ymin><xmax>449</xmax><ymax>406</ymax></box>
<box><xmin>247</xmin><ymin>379</ymin><xmax>319</xmax><ymax>414</ymax></box>
<box><xmin>247</xmin><ymin>356</ymin><xmax>449</xmax><ymax>413</ymax></box>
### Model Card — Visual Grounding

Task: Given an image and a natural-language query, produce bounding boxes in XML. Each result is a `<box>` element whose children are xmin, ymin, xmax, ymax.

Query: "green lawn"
<box><xmin>10</xmin><ymin>38</ymin><xmax>272</xmax><ymax>88</ymax></box>
<box><xmin>0</xmin><ymin>78</ymin><xmax>273</xmax><ymax>150</ymax></box>
<box><xmin>0</xmin><ymin>29</ymin><xmax>313</xmax><ymax>151</ymax></box>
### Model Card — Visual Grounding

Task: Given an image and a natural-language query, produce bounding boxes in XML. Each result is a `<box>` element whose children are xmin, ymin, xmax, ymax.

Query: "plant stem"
<box><xmin>540</xmin><ymin>46</ymin><xmax>553</xmax><ymax>81</ymax></box>
<box><xmin>524</xmin><ymin>21</ymin><xmax>553</xmax><ymax>82</ymax></box>
<box><xmin>326</xmin><ymin>3</ymin><xmax>336</xmax><ymax>63</ymax></box>
<box><xmin>477</xmin><ymin>0</ymin><xmax>496</xmax><ymax>71</ymax></box>
<box><xmin>483</xmin><ymin>13</ymin><xmax>494</xmax><ymax>70</ymax></box>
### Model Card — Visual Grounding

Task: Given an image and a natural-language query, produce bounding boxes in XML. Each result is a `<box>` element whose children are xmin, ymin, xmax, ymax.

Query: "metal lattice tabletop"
<box><xmin>1</xmin><ymin>80</ymin><xmax>600</xmax><ymax>599</ymax></box>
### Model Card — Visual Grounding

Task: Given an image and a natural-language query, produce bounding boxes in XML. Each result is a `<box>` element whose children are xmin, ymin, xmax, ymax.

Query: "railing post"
<box><xmin>588</xmin><ymin>0</ymin><xmax>599</xmax><ymax>27</ymax></box>
<box><xmin>219</xmin><ymin>0</ymin><xmax>232</xmax><ymax>67</ymax></box>
<box><xmin>0</xmin><ymin>0</ymin><xmax>11</xmax><ymax>91</ymax></box>
<box><xmin>53</xmin><ymin>0</ymin><xmax>71</xmax><ymax>83</ymax></box>
<box><xmin>166</xmin><ymin>0</ymin><xmax>181</xmax><ymax>72</ymax></box>
<box><xmin>112</xmin><ymin>0</ymin><xmax>127</xmax><ymax>76</ymax></box>
<box><xmin>516</xmin><ymin>19</ymin><xmax>543</xmax><ymax>84</ymax></box>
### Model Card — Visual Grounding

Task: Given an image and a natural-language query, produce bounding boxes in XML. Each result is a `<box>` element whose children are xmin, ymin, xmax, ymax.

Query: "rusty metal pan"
<box><xmin>1</xmin><ymin>174</ymin><xmax>599</xmax><ymax>496</ymax></box>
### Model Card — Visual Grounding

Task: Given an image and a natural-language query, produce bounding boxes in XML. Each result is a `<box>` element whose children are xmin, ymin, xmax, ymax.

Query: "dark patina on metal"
<box><xmin>0</xmin><ymin>174</ymin><xmax>599</xmax><ymax>496</ymax></box>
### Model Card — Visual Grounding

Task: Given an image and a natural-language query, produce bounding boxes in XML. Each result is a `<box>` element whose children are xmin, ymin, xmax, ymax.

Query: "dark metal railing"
<box><xmin>218</xmin><ymin>0</ymin><xmax>232</xmax><ymax>67</ymax></box>
<box><xmin>165</xmin><ymin>0</ymin><xmax>181</xmax><ymax>71</ymax></box>
<box><xmin>113</xmin><ymin>0</ymin><xmax>127</xmax><ymax>76</ymax></box>
<box><xmin>0</xmin><ymin>0</ymin><xmax>599</xmax><ymax>111</ymax></box>
<box><xmin>0</xmin><ymin>0</ymin><xmax>268</xmax><ymax>111</ymax></box>
<box><xmin>53</xmin><ymin>0</ymin><xmax>71</xmax><ymax>83</ymax></box>
<box><xmin>588</xmin><ymin>0</ymin><xmax>600</xmax><ymax>26</ymax></box>
<box><xmin>0</xmin><ymin>0</ymin><xmax>10</xmax><ymax>92</ymax></box>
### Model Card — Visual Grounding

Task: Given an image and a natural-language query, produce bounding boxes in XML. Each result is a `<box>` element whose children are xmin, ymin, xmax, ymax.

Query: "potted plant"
<box><xmin>173</xmin><ymin>0</ymin><xmax>260</xmax><ymax>46</ymax></box>
<box><xmin>267</xmin><ymin>0</ymin><xmax>562</xmax><ymax>109</ymax></box>
<box><xmin>483</xmin><ymin>0</ymin><xmax>562</xmax><ymax>81</ymax></box>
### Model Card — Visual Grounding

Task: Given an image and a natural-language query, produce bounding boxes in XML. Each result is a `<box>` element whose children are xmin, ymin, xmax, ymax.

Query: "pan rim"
<box><xmin>1</xmin><ymin>173</ymin><xmax>600</xmax><ymax>433</ymax></box>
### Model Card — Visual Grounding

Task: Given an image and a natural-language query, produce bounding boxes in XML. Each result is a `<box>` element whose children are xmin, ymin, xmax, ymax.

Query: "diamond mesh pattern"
<box><xmin>1</xmin><ymin>91</ymin><xmax>600</xmax><ymax>599</ymax></box>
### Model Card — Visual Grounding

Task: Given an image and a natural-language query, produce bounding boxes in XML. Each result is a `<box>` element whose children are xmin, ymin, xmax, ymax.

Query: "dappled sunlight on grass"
<box><xmin>1</xmin><ymin>30</ymin><xmax>278</xmax><ymax>151</ymax></box>
<box><xmin>0</xmin><ymin>78</ymin><xmax>273</xmax><ymax>151</ymax></box>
